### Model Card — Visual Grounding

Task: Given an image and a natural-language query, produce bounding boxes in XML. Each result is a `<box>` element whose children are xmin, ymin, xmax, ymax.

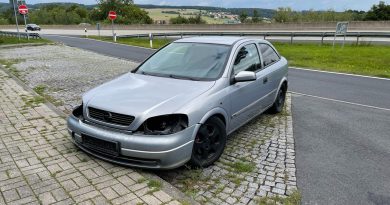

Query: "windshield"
<box><xmin>136</xmin><ymin>42</ymin><xmax>231</xmax><ymax>81</ymax></box>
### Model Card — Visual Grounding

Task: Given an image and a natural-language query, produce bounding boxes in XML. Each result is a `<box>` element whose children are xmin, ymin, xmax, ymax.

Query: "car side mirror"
<box><xmin>234</xmin><ymin>71</ymin><xmax>256</xmax><ymax>83</ymax></box>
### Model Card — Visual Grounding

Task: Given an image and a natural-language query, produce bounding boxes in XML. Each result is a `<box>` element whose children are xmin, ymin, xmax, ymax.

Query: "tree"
<box><xmin>91</xmin><ymin>0</ymin><xmax>152</xmax><ymax>24</ymax></box>
<box><xmin>188</xmin><ymin>13</ymin><xmax>206</xmax><ymax>24</ymax></box>
<box><xmin>239</xmin><ymin>11</ymin><xmax>248</xmax><ymax>23</ymax></box>
<box><xmin>274</xmin><ymin>7</ymin><xmax>293</xmax><ymax>23</ymax></box>
<box><xmin>365</xmin><ymin>1</ymin><xmax>390</xmax><ymax>20</ymax></box>
<box><xmin>170</xmin><ymin>14</ymin><xmax>188</xmax><ymax>24</ymax></box>
<box><xmin>170</xmin><ymin>13</ymin><xmax>205</xmax><ymax>24</ymax></box>
<box><xmin>252</xmin><ymin>9</ymin><xmax>261</xmax><ymax>23</ymax></box>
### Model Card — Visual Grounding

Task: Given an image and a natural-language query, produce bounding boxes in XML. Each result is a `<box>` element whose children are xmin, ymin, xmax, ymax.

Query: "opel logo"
<box><xmin>103</xmin><ymin>112</ymin><xmax>113</xmax><ymax>122</ymax></box>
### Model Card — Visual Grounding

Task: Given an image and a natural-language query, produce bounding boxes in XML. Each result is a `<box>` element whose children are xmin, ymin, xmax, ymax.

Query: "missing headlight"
<box><xmin>141</xmin><ymin>114</ymin><xmax>188</xmax><ymax>135</ymax></box>
<box><xmin>72</xmin><ymin>103</ymin><xmax>84</xmax><ymax>120</ymax></box>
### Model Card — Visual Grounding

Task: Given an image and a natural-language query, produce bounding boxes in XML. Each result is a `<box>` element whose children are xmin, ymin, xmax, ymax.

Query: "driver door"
<box><xmin>228</xmin><ymin>43</ymin><xmax>269</xmax><ymax>132</ymax></box>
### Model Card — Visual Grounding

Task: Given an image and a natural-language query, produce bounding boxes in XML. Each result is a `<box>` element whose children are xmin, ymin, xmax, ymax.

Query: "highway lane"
<box><xmin>44</xmin><ymin>35</ymin><xmax>390</xmax><ymax>204</ymax></box>
<box><xmin>45</xmin><ymin>35</ymin><xmax>390</xmax><ymax>110</ymax></box>
<box><xmin>44</xmin><ymin>35</ymin><xmax>155</xmax><ymax>62</ymax></box>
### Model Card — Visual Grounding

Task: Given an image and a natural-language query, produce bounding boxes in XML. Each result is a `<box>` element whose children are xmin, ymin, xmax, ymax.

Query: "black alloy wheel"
<box><xmin>190</xmin><ymin>117</ymin><xmax>227</xmax><ymax>167</ymax></box>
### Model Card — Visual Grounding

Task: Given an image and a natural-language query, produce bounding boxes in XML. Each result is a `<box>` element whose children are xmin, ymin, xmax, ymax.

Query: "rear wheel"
<box><xmin>269</xmin><ymin>85</ymin><xmax>287</xmax><ymax>114</ymax></box>
<box><xmin>190</xmin><ymin>117</ymin><xmax>226</xmax><ymax>167</ymax></box>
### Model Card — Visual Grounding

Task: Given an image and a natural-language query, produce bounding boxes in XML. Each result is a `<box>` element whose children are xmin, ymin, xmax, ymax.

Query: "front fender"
<box><xmin>199</xmin><ymin>107</ymin><xmax>229</xmax><ymax>131</ymax></box>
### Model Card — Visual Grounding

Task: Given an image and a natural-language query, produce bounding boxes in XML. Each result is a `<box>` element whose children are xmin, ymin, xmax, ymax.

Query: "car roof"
<box><xmin>174</xmin><ymin>36</ymin><xmax>248</xmax><ymax>45</ymax></box>
<box><xmin>174</xmin><ymin>36</ymin><xmax>271</xmax><ymax>46</ymax></box>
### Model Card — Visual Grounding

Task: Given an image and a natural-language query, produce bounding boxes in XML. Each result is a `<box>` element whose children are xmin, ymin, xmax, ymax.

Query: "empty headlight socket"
<box><xmin>138</xmin><ymin>114</ymin><xmax>188</xmax><ymax>135</ymax></box>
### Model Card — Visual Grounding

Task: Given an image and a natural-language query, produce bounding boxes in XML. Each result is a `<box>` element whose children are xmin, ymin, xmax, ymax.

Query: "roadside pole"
<box><xmin>149</xmin><ymin>33</ymin><xmax>153</xmax><ymax>48</ymax></box>
<box><xmin>111</xmin><ymin>19</ymin><xmax>115</xmax><ymax>41</ymax></box>
<box><xmin>12</xmin><ymin>0</ymin><xmax>20</xmax><ymax>40</ymax></box>
<box><xmin>23</xmin><ymin>14</ymin><xmax>28</xmax><ymax>40</ymax></box>
<box><xmin>108</xmin><ymin>11</ymin><xmax>117</xmax><ymax>42</ymax></box>
<box><xmin>97</xmin><ymin>23</ymin><xmax>101</xmax><ymax>37</ymax></box>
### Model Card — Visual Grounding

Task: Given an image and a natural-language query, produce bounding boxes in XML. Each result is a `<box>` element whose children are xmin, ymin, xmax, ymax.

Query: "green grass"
<box><xmin>0</xmin><ymin>36</ymin><xmax>51</xmax><ymax>45</ymax></box>
<box><xmin>256</xmin><ymin>189</ymin><xmax>301</xmax><ymax>205</ymax></box>
<box><xmin>231</xmin><ymin>161</ymin><xmax>256</xmax><ymax>173</ymax></box>
<box><xmin>88</xmin><ymin>35</ymin><xmax>171</xmax><ymax>49</ymax></box>
<box><xmin>222</xmin><ymin>160</ymin><xmax>256</xmax><ymax>173</ymax></box>
<box><xmin>147</xmin><ymin>179</ymin><xmax>162</xmax><ymax>190</ymax></box>
<box><xmin>274</xmin><ymin>42</ymin><xmax>390</xmax><ymax>78</ymax></box>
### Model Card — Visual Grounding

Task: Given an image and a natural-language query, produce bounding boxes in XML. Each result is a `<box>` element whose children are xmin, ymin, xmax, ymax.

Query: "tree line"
<box><xmin>272</xmin><ymin>1</ymin><xmax>390</xmax><ymax>23</ymax></box>
<box><xmin>0</xmin><ymin>0</ymin><xmax>152</xmax><ymax>25</ymax></box>
<box><xmin>0</xmin><ymin>0</ymin><xmax>388</xmax><ymax>25</ymax></box>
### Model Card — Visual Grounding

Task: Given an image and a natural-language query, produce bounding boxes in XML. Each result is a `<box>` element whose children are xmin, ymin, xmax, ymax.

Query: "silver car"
<box><xmin>67</xmin><ymin>37</ymin><xmax>288</xmax><ymax>169</ymax></box>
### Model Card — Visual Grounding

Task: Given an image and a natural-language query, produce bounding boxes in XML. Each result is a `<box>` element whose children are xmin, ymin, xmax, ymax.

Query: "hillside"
<box><xmin>0</xmin><ymin>2</ymin><xmax>275</xmax><ymax>18</ymax></box>
<box><xmin>138</xmin><ymin>4</ymin><xmax>276</xmax><ymax>18</ymax></box>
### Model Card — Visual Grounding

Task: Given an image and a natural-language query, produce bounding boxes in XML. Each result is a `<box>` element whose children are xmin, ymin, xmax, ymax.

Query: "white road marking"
<box><xmin>290</xmin><ymin>67</ymin><xmax>390</xmax><ymax>81</ymax></box>
<box><xmin>290</xmin><ymin>91</ymin><xmax>390</xmax><ymax>112</ymax></box>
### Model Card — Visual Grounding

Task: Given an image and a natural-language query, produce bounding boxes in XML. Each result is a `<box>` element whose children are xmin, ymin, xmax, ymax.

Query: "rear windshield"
<box><xmin>136</xmin><ymin>42</ymin><xmax>231</xmax><ymax>81</ymax></box>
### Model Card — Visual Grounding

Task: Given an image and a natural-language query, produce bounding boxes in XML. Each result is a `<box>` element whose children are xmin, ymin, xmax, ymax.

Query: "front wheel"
<box><xmin>269</xmin><ymin>86</ymin><xmax>287</xmax><ymax>114</ymax></box>
<box><xmin>189</xmin><ymin>117</ymin><xmax>227</xmax><ymax>168</ymax></box>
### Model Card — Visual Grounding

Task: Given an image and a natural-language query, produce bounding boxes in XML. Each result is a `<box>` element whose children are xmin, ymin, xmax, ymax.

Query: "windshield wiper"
<box><xmin>140</xmin><ymin>71</ymin><xmax>161</xmax><ymax>77</ymax></box>
<box><xmin>168</xmin><ymin>74</ymin><xmax>197</xmax><ymax>81</ymax></box>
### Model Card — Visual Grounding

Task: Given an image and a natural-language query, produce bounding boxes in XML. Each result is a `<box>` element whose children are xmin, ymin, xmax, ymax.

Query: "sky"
<box><xmin>1</xmin><ymin>0</ymin><xmax>389</xmax><ymax>11</ymax></box>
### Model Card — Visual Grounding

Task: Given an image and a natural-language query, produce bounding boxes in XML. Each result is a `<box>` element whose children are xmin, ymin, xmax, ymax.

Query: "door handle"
<box><xmin>263</xmin><ymin>77</ymin><xmax>268</xmax><ymax>84</ymax></box>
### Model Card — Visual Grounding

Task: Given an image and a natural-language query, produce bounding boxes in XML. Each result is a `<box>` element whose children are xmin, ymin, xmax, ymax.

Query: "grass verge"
<box><xmin>87</xmin><ymin>35</ymin><xmax>171</xmax><ymax>49</ymax></box>
<box><xmin>0</xmin><ymin>36</ymin><xmax>51</xmax><ymax>45</ymax></box>
<box><xmin>274</xmin><ymin>42</ymin><xmax>390</xmax><ymax>78</ymax></box>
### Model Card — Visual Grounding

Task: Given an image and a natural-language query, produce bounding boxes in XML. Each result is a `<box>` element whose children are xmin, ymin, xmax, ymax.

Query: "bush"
<box><xmin>170</xmin><ymin>14</ymin><xmax>205</xmax><ymax>24</ymax></box>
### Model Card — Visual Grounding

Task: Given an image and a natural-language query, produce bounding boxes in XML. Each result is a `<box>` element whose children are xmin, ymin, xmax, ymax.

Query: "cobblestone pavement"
<box><xmin>158</xmin><ymin>95</ymin><xmax>296</xmax><ymax>205</ymax></box>
<box><xmin>1</xmin><ymin>45</ymin><xmax>298</xmax><ymax>204</ymax></box>
<box><xmin>0</xmin><ymin>69</ymin><xmax>182</xmax><ymax>205</ymax></box>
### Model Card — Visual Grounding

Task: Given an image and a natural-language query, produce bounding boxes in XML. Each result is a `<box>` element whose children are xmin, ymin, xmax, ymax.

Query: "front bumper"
<box><xmin>67</xmin><ymin>115</ymin><xmax>199</xmax><ymax>169</ymax></box>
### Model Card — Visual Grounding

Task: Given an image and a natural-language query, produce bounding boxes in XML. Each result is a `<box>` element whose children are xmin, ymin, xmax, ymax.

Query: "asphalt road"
<box><xmin>44</xmin><ymin>35</ymin><xmax>390</xmax><ymax>205</ymax></box>
<box><xmin>44</xmin><ymin>35</ymin><xmax>155</xmax><ymax>62</ymax></box>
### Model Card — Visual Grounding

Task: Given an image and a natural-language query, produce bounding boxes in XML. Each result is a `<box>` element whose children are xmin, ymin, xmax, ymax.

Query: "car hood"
<box><xmin>83</xmin><ymin>73</ymin><xmax>215</xmax><ymax>117</ymax></box>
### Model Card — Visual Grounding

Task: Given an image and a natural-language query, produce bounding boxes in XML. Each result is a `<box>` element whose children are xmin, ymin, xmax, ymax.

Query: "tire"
<box><xmin>268</xmin><ymin>85</ymin><xmax>287</xmax><ymax>114</ymax></box>
<box><xmin>189</xmin><ymin>117</ymin><xmax>227</xmax><ymax>168</ymax></box>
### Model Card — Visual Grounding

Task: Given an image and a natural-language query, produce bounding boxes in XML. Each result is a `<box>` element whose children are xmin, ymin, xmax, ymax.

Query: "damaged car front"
<box><xmin>67</xmin><ymin>40</ymin><xmax>231</xmax><ymax>169</ymax></box>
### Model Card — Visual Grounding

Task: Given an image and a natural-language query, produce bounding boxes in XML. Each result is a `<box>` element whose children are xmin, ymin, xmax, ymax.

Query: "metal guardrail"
<box><xmin>0</xmin><ymin>31</ymin><xmax>41</xmax><ymax>39</ymax></box>
<box><xmin>118</xmin><ymin>31</ymin><xmax>390</xmax><ymax>45</ymax></box>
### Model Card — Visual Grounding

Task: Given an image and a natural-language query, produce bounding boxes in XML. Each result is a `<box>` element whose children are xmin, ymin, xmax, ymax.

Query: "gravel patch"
<box><xmin>0</xmin><ymin>44</ymin><xmax>137</xmax><ymax>113</ymax></box>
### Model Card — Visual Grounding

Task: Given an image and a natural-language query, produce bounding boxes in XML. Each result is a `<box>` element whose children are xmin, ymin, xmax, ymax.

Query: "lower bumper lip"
<box><xmin>67</xmin><ymin>115</ymin><xmax>199</xmax><ymax>169</ymax></box>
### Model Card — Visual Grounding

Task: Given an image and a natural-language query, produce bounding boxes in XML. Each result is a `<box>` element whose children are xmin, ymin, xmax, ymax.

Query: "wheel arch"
<box><xmin>199</xmin><ymin>107</ymin><xmax>229</xmax><ymax>129</ymax></box>
<box><xmin>273</xmin><ymin>77</ymin><xmax>288</xmax><ymax>102</ymax></box>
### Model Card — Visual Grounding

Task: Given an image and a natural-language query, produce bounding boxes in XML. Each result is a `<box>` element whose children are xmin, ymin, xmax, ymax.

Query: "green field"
<box><xmin>145</xmin><ymin>8</ymin><xmax>225</xmax><ymax>24</ymax></box>
<box><xmin>86</xmin><ymin>37</ymin><xmax>390</xmax><ymax>78</ymax></box>
<box><xmin>0</xmin><ymin>36</ymin><xmax>51</xmax><ymax>45</ymax></box>
<box><xmin>274</xmin><ymin>43</ymin><xmax>390</xmax><ymax>78</ymax></box>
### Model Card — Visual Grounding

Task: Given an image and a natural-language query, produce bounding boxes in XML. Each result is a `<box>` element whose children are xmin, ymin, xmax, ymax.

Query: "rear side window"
<box><xmin>259</xmin><ymin>44</ymin><xmax>280</xmax><ymax>67</ymax></box>
<box><xmin>233</xmin><ymin>44</ymin><xmax>261</xmax><ymax>75</ymax></box>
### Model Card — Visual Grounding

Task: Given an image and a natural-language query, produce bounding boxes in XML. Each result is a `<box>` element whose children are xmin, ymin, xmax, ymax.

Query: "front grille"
<box><xmin>82</xmin><ymin>134</ymin><xmax>119</xmax><ymax>156</ymax></box>
<box><xmin>88</xmin><ymin>107</ymin><xmax>135</xmax><ymax>126</ymax></box>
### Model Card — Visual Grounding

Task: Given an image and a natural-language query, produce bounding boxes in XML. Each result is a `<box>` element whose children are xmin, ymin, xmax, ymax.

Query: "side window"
<box><xmin>233</xmin><ymin>44</ymin><xmax>261</xmax><ymax>75</ymax></box>
<box><xmin>259</xmin><ymin>44</ymin><xmax>280</xmax><ymax>67</ymax></box>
